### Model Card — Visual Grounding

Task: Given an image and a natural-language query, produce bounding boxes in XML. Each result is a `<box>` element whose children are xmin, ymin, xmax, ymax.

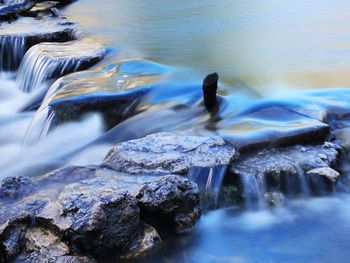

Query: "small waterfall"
<box><xmin>241</xmin><ymin>173</ymin><xmax>267</xmax><ymax>210</ymax></box>
<box><xmin>295</xmin><ymin>165</ymin><xmax>311</xmax><ymax>197</ymax></box>
<box><xmin>24</xmin><ymin>106</ymin><xmax>57</xmax><ymax>146</ymax></box>
<box><xmin>0</xmin><ymin>35</ymin><xmax>26</xmax><ymax>71</ymax></box>
<box><xmin>188</xmin><ymin>165</ymin><xmax>228</xmax><ymax>208</ymax></box>
<box><xmin>16</xmin><ymin>45</ymin><xmax>86</xmax><ymax>93</ymax></box>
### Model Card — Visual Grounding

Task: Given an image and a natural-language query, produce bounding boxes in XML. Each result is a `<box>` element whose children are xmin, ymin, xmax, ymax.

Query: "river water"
<box><xmin>1</xmin><ymin>0</ymin><xmax>350</xmax><ymax>262</ymax></box>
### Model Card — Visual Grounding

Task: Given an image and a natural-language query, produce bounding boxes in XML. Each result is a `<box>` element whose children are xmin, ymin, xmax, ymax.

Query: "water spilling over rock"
<box><xmin>220</xmin><ymin>103</ymin><xmax>330</xmax><ymax>152</ymax></box>
<box><xmin>17</xmin><ymin>37</ymin><xmax>106</xmax><ymax>92</ymax></box>
<box><xmin>229</xmin><ymin>142</ymin><xmax>341</xmax><ymax>209</ymax></box>
<box><xmin>24</xmin><ymin>59</ymin><xmax>168</xmax><ymax>144</ymax></box>
<box><xmin>0</xmin><ymin>17</ymin><xmax>76</xmax><ymax>71</ymax></box>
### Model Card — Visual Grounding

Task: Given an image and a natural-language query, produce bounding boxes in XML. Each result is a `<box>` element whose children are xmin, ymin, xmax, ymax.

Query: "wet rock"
<box><xmin>0</xmin><ymin>16</ymin><xmax>76</xmax><ymax>70</ymax></box>
<box><xmin>103</xmin><ymin>131</ymin><xmax>237</xmax><ymax>175</ymax></box>
<box><xmin>306</xmin><ymin>167</ymin><xmax>340</xmax><ymax>193</ymax></box>
<box><xmin>38</xmin><ymin>184</ymin><xmax>140</xmax><ymax>255</ymax></box>
<box><xmin>136</xmin><ymin>175</ymin><xmax>201</xmax><ymax>233</ymax></box>
<box><xmin>0</xmin><ymin>176</ymin><xmax>34</xmax><ymax>199</ymax></box>
<box><xmin>264</xmin><ymin>192</ymin><xmax>285</xmax><ymax>207</ymax></box>
<box><xmin>307</xmin><ymin>167</ymin><xmax>340</xmax><ymax>183</ymax></box>
<box><xmin>17</xmin><ymin>37</ymin><xmax>107</xmax><ymax>92</ymax></box>
<box><xmin>0</xmin><ymin>166</ymin><xmax>200</xmax><ymax>260</ymax></box>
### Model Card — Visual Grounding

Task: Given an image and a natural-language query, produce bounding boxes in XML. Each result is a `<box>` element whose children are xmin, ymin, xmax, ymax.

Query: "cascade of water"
<box><xmin>16</xmin><ymin>45</ymin><xmax>86</xmax><ymax>93</ymax></box>
<box><xmin>24</xmin><ymin>106</ymin><xmax>57</xmax><ymax>146</ymax></box>
<box><xmin>295</xmin><ymin>165</ymin><xmax>311</xmax><ymax>197</ymax></box>
<box><xmin>241</xmin><ymin>173</ymin><xmax>267</xmax><ymax>210</ymax></box>
<box><xmin>188</xmin><ymin>165</ymin><xmax>228</xmax><ymax>208</ymax></box>
<box><xmin>0</xmin><ymin>35</ymin><xmax>26</xmax><ymax>71</ymax></box>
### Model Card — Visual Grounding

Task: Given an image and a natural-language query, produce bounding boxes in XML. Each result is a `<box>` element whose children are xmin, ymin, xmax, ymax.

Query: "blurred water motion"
<box><xmin>1</xmin><ymin>0</ymin><xmax>350</xmax><ymax>262</ymax></box>
<box><xmin>142</xmin><ymin>195</ymin><xmax>350</xmax><ymax>262</ymax></box>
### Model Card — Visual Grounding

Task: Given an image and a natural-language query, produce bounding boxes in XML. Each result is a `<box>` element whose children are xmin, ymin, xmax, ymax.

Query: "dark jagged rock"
<box><xmin>136</xmin><ymin>175</ymin><xmax>201</xmax><ymax>233</ymax></box>
<box><xmin>39</xmin><ymin>187</ymin><xmax>140</xmax><ymax>255</ymax></box>
<box><xmin>0</xmin><ymin>166</ymin><xmax>201</xmax><ymax>260</ymax></box>
<box><xmin>17</xmin><ymin>37</ymin><xmax>107</xmax><ymax>93</ymax></box>
<box><xmin>103</xmin><ymin>131</ymin><xmax>237</xmax><ymax>175</ymax></box>
<box><xmin>0</xmin><ymin>16</ymin><xmax>76</xmax><ymax>70</ymax></box>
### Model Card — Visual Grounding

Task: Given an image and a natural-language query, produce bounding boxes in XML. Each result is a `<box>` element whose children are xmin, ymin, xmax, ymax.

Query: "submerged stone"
<box><xmin>264</xmin><ymin>192</ymin><xmax>285</xmax><ymax>207</ymax></box>
<box><xmin>103</xmin><ymin>131</ymin><xmax>237</xmax><ymax>175</ymax></box>
<box><xmin>17</xmin><ymin>37</ymin><xmax>106</xmax><ymax>93</ymax></box>
<box><xmin>0</xmin><ymin>16</ymin><xmax>76</xmax><ymax>70</ymax></box>
<box><xmin>220</xmin><ymin>104</ymin><xmax>330</xmax><ymax>152</ymax></box>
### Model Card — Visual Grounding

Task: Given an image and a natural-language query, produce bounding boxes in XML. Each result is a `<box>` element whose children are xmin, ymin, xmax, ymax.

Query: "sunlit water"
<box><xmin>1</xmin><ymin>0</ymin><xmax>350</xmax><ymax>262</ymax></box>
<box><xmin>65</xmin><ymin>0</ymin><xmax>350</xmax><ymax>90</ymax></box>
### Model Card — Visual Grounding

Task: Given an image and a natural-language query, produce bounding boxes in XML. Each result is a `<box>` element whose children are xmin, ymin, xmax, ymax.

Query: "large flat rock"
<box><xmin>0</xmin><ymin>17</ymin><xmax>76</xmax><ymax>70</ymax></box>
<box><xmin>103</xmin><ymin>131</ymin><xmax>237</xmax><ymax>174</ymax></box>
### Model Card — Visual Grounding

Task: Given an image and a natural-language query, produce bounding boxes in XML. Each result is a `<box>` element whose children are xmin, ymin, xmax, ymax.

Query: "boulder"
<box><xmin>103</xmin><ymin>131</ymin><xmax>237</xmax><ymax>175</ymax></box>
<box><xmin>0</xmin><ymin>166</ymin><xmax>201</xmax><ymax>260</ymax></box>
<box><xmin>17</xmin><ymin>37</ymin><xmax>106</xmax><ymax>92</ymax></box>
<box><xmin>38</xmin><ymin>186</ymin><xmax>141</xmax><ymax>255</ymax></box>
<box><xmin>0</xmin><ymin>16</ymin><xmax>76</xmax><ymax>70</ymax></box>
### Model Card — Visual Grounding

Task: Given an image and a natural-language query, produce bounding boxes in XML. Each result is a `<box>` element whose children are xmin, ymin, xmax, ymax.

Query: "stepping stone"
<box><xmin>103</xmin><ymin>131</ymin><xmax>237</xmax><ymax>175</ymax></box>
<box><xmin>17</xmin><ymin>37</ymin><xmax>106</xmax><ymax>92</ymax></box>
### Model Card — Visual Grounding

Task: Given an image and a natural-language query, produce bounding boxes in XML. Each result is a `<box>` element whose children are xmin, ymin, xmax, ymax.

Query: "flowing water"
<box><xmin>2</xmin><ymin>0</ymin><xmax>350</xmax><ymax>262</ymax></box>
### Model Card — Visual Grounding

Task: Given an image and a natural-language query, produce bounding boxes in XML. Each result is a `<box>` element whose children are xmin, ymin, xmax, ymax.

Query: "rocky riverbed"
<box><xmin>1</xmin><ymin>0</ymin><xmax>350</xmax><ymax>262</ymax></box>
